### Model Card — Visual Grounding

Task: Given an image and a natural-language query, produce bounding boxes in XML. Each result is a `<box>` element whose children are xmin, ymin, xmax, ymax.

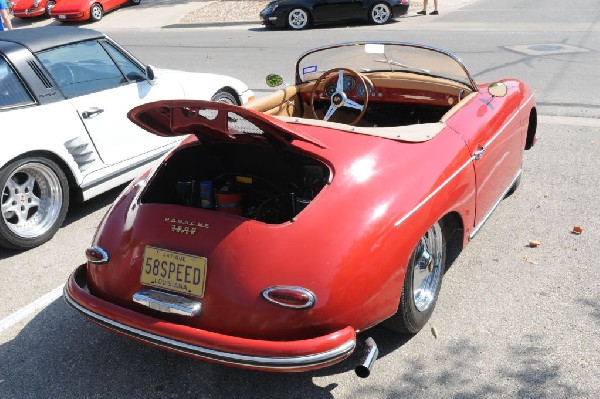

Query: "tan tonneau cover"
<box><xmin>274</xmin><ymin>116</ymin><xmax>445</xmax><ymax>142</ymax></box>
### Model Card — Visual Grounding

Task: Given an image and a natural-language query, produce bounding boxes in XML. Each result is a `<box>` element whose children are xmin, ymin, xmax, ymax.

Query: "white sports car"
<box><xmin>0</xmin><ymin>26</ymin><xmax>254</xmax><ymax>250</ymax></box>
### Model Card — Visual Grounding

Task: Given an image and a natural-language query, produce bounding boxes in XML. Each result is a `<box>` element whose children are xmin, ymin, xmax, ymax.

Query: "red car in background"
<box><xmin>11</xmin><ymin>0</ymin><xmax>55</xmax><ymax>18</ymax></box>
<box><xmin>50</xmin><ymin>0</ymin><xmax>139</xmax><ymax>22</ymax></box>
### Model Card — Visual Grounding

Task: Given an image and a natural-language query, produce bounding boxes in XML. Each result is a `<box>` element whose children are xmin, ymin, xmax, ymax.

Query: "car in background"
<box><xmin>11</xmin><ymin>0</ymin><xmax>55</xmax><ymax>18</ymax></box>
<box><xmin>64</xmin><ymin>41</ymin><xmax>536</xmax><ymax>375</ymax></box>
<box><xmin>50</xmin><ymin>0</ymin><xmax>139</xmax><ymax>22</ymax></box>
<box><xmin>0</xmin><ymin>26</ymin><xmax>253</xmax><ymax>250</ymax></box>
<box><xmin>260</xmin><ymin>0</ymin><xmax>410</xmax><ymax>30</ymax></box>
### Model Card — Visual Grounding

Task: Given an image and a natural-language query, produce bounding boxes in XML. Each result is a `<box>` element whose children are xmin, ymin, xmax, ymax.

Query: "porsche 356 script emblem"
<box><xmin>164</xmin><ymin>217</ymin><xmax>209</xmax><ymax>235</ymax></box>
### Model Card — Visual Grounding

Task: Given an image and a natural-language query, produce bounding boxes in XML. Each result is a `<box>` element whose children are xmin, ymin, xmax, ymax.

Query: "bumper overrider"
<box><xmin>64</xmin><ymin>264</ymin><xmax>357</xmax><ymax>372</ymax></box>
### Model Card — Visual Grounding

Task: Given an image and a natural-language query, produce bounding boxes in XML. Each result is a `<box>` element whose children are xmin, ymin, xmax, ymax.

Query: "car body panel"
<box><xmin>50</xmin><ymin>0</ymin><xmax>133</xmax><ymax>21</ymax></box>
<box><xmin>64</xmin><ymin>41</ymin><xmax>536</xmax><ymax>372</ymax></box>
<box><xmin>11</xmin><ymin>0</ymin><xmax>53</xmax><ymax>18</ymax></box>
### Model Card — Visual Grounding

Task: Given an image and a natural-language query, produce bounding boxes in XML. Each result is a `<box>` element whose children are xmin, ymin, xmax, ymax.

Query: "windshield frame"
<box><xmin>295</xmin><ymin>41</ymin><xmax>478</xmax><ymax>92</ymax></box>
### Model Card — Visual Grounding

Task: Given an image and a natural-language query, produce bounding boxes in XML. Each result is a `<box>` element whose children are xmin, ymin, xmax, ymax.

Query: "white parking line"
<box><xmin>0</xmin><ymin>284</ymin><xmax>64</xmax><ymax>333</ymax></box>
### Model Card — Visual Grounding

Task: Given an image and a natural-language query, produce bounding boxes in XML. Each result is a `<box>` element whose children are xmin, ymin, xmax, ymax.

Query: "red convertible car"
<box><xmin>50</xmin><ymin>0</ymin><xmax>139</xmax><ymax>22</ymax></box>
<box><xmin>65</xmin><ymin>42</ymin><xmax>537</xmax><ymax>376</ymax></box>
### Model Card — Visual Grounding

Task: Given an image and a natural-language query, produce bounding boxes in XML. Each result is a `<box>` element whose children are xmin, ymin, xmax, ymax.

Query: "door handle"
<box><xmin>473</xmin><ymin>145</ymin><xmax>486</xmax><ymax>160</ymax></box>
<box><xmin>82</xmin><ymin>108</ymin><xmax>104</xmax><ymax>119</ymax></box>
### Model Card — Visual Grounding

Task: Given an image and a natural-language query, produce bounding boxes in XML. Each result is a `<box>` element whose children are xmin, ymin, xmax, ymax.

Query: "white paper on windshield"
<box><xmin>364</xmin><ymin>44</ymin><xmax>385</xmax><ymax>54</ymax></box>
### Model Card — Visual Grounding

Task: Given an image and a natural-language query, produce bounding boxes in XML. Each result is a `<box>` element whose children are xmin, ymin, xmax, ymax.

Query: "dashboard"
<box><xmin>304</xmin><ymin>74</ymin><xmax>460</xmax><ymax>108</ymax></box>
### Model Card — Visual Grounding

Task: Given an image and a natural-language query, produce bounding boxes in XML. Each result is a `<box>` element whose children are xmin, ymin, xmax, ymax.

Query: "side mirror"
<box><xmin>266</xmin><ymin>74</ymin><xmax>285</xmax><ymax>88</ymax></box>
<box><xmin>146</xmin><ymin>65</ymin><xmax>157</xmax><ymax>85</ymax></box>
<box><xmin>488</xmin><ymin>82</ymin><xmax>507</xmax><ymax>97</ymax></box>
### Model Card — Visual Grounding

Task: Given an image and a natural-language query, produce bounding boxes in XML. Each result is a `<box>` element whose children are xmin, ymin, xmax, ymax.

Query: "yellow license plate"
<box><xmin>141</xmin><ymin>246</ymin><xmax>207</xmax><ymax>297</ymax></box>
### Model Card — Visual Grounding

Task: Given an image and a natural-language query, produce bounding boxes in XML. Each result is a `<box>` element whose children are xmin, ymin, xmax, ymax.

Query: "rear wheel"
<box><xmin>211</xmin><ymin>91</ymin><xmax>239</xmax><ymax>105</ymax></box>
<box><xmin>130</xmin><ymin>0</ymin><xmax>141</xmax><ymax>5</ymax></box>
<box><xmin>90</xmin><ymin>3</ymin><xmax>103</xmax><ymax>21</ymax></box>
<box><xmin>287</xmin><ymin>8</ymin><xmax>310</xmax><ymax>30</ymax></box>
<box><xmin>369</xmin><ymin>3</ymin><xmax>392</xmax><ymax>24</ymax></box>
<box><xmin>0</xmin><ymin>157</ymin><xmax>69</xmax><ymax>250</ymax></box>
<box><xmin>384</xmin><ymin>221</ymin><xmax>446</xmax><ymax>334</ymax></box>
<box><xmin>45</xmin><ymin>0</ymin><xmax>56</xmax><ymax>17</ymax></box>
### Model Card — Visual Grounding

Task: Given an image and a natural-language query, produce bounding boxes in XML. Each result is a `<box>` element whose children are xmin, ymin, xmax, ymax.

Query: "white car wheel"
<box><xmin>211</xmin><ymin>91</ymin><xmax>239</xmax><ymax>105</ymax></box>
<box><xmin>287</xmin><ymin>8</ymin><xmax>309</xmax><ymax>30</ymax></box>
<box><xmin>0</xmin><ymin>157</ymin><xmax>69</xmax><ymax>250</ymax></box>
<box><xmin>45</xmin><ymin>0</ymin><xmax>56</xmax><ymax>17</ymax></box>
<box><xmin>370</xmin><ymin>3</ymin><xmax>392</xmax><ymax>25</ymax></box>
<box><xmin>90</xmin><ymin>3</ymin><xmax>103</xmax><ymax>21</ymax></box>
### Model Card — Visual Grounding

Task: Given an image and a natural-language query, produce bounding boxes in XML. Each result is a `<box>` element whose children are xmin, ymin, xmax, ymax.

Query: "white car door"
<box><xmin>39</xmin><ymin>39</ymin><xmax>184</xmax><ymax>166</ymax></box>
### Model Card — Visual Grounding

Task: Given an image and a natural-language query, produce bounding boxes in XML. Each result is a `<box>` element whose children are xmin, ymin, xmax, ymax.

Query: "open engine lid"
<box><xmin>128</xmin><ymin>100</ymin><xmax>326</xmax><ymax>149</ymax></box>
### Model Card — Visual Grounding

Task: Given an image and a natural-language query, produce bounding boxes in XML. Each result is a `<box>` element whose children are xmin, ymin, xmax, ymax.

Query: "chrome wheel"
<box><xmin>370</xmin><ymin>3</ymin><xmax>391</xmax><ymax>24</ymax></box>
<box><xmin>45</xmin><ymin>0</ymin><xmax>55</xmax><ymax>17</ymax></box>
<box><xmin>90</xmin><ymin>4</ymin><xmax>103</xmax><ymax>21</ymax></box>
<box><xmin>384</xmin><ymin>220</ymin><xmax>446</xmax><ymax>334</ymax></box>
<box><xmin>0</xmin><ymin>157</ymin><xmax>69</xmax><ymax>250</ymax></box>
<box><xmin>411</xmin><ymin>222</ymin><xmax>444</xmax><ymax>312</ymax></box>
<box><xmin>211</xmin><ymin>91</ymin><xmax>238</xmax><ymax>105</ymax></box>
<box><xmin>288</xmin><ymin>9</ymin><xmax>309</xmax><ymax>30</ymax></box>
<box><xmin>2</xmin><ymin>163</ymin><xmax>63</xmax><ymax>239</ymax></box>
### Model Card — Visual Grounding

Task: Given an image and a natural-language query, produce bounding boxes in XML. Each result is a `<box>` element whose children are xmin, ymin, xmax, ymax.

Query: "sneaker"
<box><xmin>430</xmin><ymin>10</ymin><xmax>439</xmax><ymax>15</ymax></box>
<box><xmin>417</xmin><ymin>10</ymin><xmax>426</xmax><ymax>15</ymax></box>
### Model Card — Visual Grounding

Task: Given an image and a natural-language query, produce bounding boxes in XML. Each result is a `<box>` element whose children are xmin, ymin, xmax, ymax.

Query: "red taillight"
<box><xmin>85</xmin><ymin>246</ymin><xmax>109</xmax><ymax>264</ymax></box>
<box><xmin>262</xmin><ymin>286</ymin><xmax>316</xmax><ymax>309</ymax></box>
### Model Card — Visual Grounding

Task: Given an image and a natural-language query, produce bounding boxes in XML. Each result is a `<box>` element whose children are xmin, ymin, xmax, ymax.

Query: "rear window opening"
<box><xmin>141</xmin><ymin>142</ymin><xmax>331</xmax><ymax>224</ymax></box>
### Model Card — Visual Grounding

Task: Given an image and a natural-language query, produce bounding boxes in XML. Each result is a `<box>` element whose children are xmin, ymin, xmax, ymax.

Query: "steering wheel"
<box><xmin>309</xmin><ymin>68</ymin><xmax>372</xmax><ymax>126</ymax></box>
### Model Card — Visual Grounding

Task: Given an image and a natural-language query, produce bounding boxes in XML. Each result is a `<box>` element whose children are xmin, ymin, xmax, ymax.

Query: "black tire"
<box><xmin>211</xmin><ymin>91</ymin><xmax>239</xmax><ymax>105</ymax></box>
<box><xmin>89</xmin><ymin>3</ymin><xmax>103</xmax><ymax>21</ymax></box>
<box><xmin>384</xmin><ymin>221</ymin><xmax>446</xmax><ymax>334</ymax></box>
<box><xmin>369</xmin><ymin>2</ymin><xmax>392</xmax><ymax>25</ymax></box>
<box><xmin>130</xmin><ymin>0</ymin><xmax>141</xmax><ymax>5</ymax></box>
<box><xmin>506</xmin><ymin>172</ymin><xmax>522</xmax><ymax>197</ymax></box>
<box><xmin>287</xmin><ymin>8</ymin><xmax>310</xmax><ymax>30</ymax></box>
<box><xmin>45</xmin><ymin>0</ymin><xmax>56</xmax><ymax>17</ymax></box>
<box><xmin>0</xmin><ymin>157</ymin><xmax>69</xmax><ymax>250</ymax></box>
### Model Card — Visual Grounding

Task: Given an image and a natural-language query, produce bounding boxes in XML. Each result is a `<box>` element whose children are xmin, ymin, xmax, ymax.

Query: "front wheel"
<box><xmin>129</xmin><ymin>0</ymin><xmax>141</xmax><ymax>5</ymax></box>
<box><xmin>89</xmin><ymin>3</ymin><xmax>103</xmax><ymax>21</ymax></box>
<box><xmin>45</xmin><ymin>0</ymin><xmax>56</xmax><ymax>17</ymax></box>
<box><xmin>0</xmin><ymin>157</ymin><xmax>70</xmax><ymax>250</ymax></box>
<box><xmin>369</xmin><ymin>3</ymin><xmax>392</xmax><ymax>25</ymax></box>
<box><xmin>384</xmin><ymin>221</ymin><xmax>446</xmax><ymax>334</ymax></box>
<box><xmin>287</xmin><ymin>8</ymin><xmax>310</xmax><ymax>30</ymax></box>
<box><xmin>211</xmin><ymin>91</ymin><xmax>239</xmax><ymax>105</ymax></box>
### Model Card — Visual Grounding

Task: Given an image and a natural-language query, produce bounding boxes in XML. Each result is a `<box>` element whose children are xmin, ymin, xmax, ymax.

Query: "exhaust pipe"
<box><xmin>354</xmin><ymin>337</ymin><xmax>378</xmax><ymax>378</ymax></box>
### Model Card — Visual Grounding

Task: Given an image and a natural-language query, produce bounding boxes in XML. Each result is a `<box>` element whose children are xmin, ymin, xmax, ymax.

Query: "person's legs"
<box><xmin>418</xmin><ymin>0</ymin><xmax>428</xmax><ymax>14</ymax></box>
<box><xmin>430</xmin><ymin>0</ymin><xmax>439</xmax><ymax>14</ymax></box>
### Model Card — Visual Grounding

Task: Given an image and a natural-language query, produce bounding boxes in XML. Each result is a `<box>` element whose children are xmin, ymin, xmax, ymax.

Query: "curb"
<box><xmin>164</xmin><ymin>20</ymin><xmax>262</xmax><ymax>28</ymax></box>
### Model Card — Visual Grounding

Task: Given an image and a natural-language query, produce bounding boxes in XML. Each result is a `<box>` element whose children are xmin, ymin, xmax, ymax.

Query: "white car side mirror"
<box><xmin>146</xmin><ymin>65</ymin><xmax>158</xmax><ymax>85</ymax></box>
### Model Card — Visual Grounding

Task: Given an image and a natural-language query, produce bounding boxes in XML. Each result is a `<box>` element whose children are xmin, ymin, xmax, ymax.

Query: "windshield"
<box><xmin>296</xmin><ymin>42</ymin><xmax>476</xmax><ymax>90</ymax></box>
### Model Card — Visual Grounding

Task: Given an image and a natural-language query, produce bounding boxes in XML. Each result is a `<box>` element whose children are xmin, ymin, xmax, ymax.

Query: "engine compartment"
<box><xmin>141</xmin><ymin>142</ymin><xmax>330</xmax><ymax>224</ymax></box>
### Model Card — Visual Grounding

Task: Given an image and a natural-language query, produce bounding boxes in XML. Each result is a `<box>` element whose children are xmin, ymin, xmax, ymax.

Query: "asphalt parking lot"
<box><xmin>2</xmin><ymin>0</ymin><xmax>599</xmax><ymax>397</ymax></box>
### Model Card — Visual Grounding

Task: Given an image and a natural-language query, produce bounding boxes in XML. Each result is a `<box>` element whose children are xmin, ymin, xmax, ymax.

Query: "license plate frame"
<box><xmin>140</xmin><ymin>246</ymin><xmax>207</xmax><ymax>298</ymax></box>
